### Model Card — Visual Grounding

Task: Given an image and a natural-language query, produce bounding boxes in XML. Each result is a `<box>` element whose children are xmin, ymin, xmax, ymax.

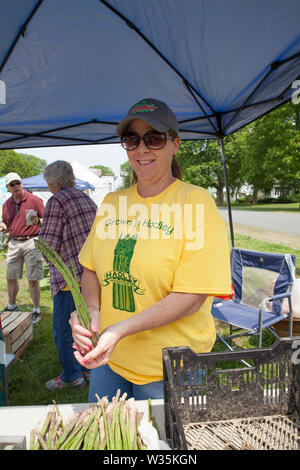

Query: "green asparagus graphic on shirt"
<box><xmin>112</xmin><ymin>234</ymin><xmax>137</xmax><ymax>312</ymax></box>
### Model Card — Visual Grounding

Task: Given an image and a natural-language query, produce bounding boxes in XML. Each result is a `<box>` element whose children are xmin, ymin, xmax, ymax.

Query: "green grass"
<box><xmin>0</xmin><ymin>253</ymin><xmax>88</xmax><ymax>406</ymax></box>
<box><xmin>227</xmin><ymin>202</ymin><xmax>300</xmax><ymax>212</ymax></box>
<box><xmin>234</xmin><ymin>232</ymin><xmax>300</xmax><ymax>276</ymax></box>
<box><xmin>1</xmin><ymin>228</ymin><xmax>299</xmax><ymax>406</ymax></box>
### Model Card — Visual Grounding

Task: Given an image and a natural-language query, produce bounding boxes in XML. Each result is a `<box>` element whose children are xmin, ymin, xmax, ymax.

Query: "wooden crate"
<box><xmin>273</xmin><ymin>317</ymin><xmax>300</xmax><ymax>337</ymax></box>
<box><xmin>0</xmin><ymin>311</ymin><xmax>33</xmax><ymax>360</ymax></box>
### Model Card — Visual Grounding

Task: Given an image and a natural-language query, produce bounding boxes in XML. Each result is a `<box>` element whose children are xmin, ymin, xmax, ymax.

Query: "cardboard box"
<box><xmin>0</xmin><ymin>311</ymin><xmax>33</xmax><ymax>360</ymax></box>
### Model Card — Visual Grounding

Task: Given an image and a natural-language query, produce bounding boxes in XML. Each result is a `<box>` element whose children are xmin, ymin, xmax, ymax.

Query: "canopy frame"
<box><xmin>0</xmin><ymin>0</ymin><xmax>299</xmax><ymax>247</ymax></box>
<box><xmin>0</xmin><ymin>1</ymin><xmax>299</xmax><ymax>147</ymax></box>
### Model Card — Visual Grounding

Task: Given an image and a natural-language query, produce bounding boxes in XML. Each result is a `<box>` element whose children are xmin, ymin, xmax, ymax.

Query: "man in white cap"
<box><xmin>0</xmin><ymin>172</ymin><xmax>45</xmax><ymax>323</ymax></box>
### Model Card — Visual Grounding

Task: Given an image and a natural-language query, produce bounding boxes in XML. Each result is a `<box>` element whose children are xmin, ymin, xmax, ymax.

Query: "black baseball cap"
<box><xmin>116</xmin><ymin>98</ymin><xmax>178</xmax><ymax>136</ymax></box>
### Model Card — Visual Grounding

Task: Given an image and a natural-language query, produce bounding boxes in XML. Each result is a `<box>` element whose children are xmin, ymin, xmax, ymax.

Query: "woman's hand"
<box><xmin>69</xmin><ymin>309</ymin><xmax>99</xmax><ymax>355</ymax></box>
<box><xmin>71</xmin><ymin>291</ymin><xmax>208</xmax><ymax>369</ymax></box>
<box><xmin>73</xmin><ymin>323</ymin><xmax>123</xmax><ymax>369</ymax></box>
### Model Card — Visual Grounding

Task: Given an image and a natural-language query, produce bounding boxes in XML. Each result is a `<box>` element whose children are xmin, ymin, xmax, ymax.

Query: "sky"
<box><xmin>18</xmin><ymin>143</ymin><xmax>128</xmax><ymax>187</ymax></box>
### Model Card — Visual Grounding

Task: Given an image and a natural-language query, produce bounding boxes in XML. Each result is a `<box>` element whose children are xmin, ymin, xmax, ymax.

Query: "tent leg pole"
<box><xmin>219</xmin><ymin>137</ymin><xmax>234</xmax><ymax>247</ymax></box>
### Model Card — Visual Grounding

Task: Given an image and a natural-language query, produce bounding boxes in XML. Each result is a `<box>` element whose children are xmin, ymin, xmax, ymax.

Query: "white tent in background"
<box><xmin>21</xmin><ymin>161</ymin><xmax>115</xmax><ymax>207</ymax></box>
<box><xmin>71</xmin><ymin>161</ymin><xmax>115</xmax><ymax>206</ymax></box>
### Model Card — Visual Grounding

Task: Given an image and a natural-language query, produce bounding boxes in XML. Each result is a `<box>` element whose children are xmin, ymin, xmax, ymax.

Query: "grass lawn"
<box><xmin>0</xmin><ymin>252</ymin><xmax>89</xmax><ymax>406</ymax></box>
<box><xmin>0</xmin><ymin>230</ymin><xmax>299</xmax><ymax>407</ymax></box>
<box><xmin>233</xmin><ymin>232</ymin><xmax>300</xmax><ymax>276</ymax></box>
<box><xmin>227</xmin><ymin>202</ymin><xmax>300</xmax><ymax>212</ymax></box>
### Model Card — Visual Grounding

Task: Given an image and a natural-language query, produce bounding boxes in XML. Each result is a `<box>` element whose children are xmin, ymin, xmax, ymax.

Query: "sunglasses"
<box><xmin>9</xmin><ymin>181</ymin><xmax>21</xmax><ymax>187</ymax></box>
<box><xmin>121</xmin><ymin>130</ymin><xmax>174</xmax><ymax>151</ymax></box>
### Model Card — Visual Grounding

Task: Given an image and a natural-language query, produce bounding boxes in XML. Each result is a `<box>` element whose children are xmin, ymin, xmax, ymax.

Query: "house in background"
<box><xmin>71</xmin><ymin>161</ymin><xmax>115</xmax><ymax>206</ymax></box>
<box><xmin>89</xmin><ymin>167</ymin><xmax>115</xmax><ymax>195</ymax></box>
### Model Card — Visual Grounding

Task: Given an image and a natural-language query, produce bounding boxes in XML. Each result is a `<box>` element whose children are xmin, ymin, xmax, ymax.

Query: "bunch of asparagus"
<box><xmin>35</xmin><ymin>237</ymin><xmax>99</xmax><ymax>347</ymax></box>
<box><xmin>30</xmin><ymin>391</ymin><xmax>147</xmax><ymax>450</ymax></box>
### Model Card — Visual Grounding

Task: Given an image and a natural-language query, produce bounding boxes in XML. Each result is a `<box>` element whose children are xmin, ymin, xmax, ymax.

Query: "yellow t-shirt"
<box><xmin>78</xmin><ymin>179</ymin><xmax>231</xmax><ymax>384</ymax></box>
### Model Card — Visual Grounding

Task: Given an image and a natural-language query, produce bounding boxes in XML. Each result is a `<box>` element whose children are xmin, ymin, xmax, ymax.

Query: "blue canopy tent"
<box><xmin>22</xmin><ymin>173</ymin><xmax>95</xmax><ymax>191</ymax></box>
<box><xmin>0</xmin><ymin>0</ymin><xmax>299</xmax><ymax>244</ymax></box>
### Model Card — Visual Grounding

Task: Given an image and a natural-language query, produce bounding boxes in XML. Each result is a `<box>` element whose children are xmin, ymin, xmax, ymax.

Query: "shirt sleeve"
<box><xmin>2</xmin><ymin>201</ymin><xmax>8</xmax><ymax>227</ymax></box>
<box><xmin>77</xmin><ymin>213</ymin><xmax>98</xmax><ymax>271</ymax></box>
<box><xmin>78</xmin><ymin>193</ymin><xmax>112</xmax><ymax>271</ymax></box>
<box><xmin>172</xmin><ymin>190</ymin><xmax>232</xmax><ymax>296</ymax></box>
<box><xmin>38</xmin><ymin>196</ymin><xmax>65</xmax><ymax>253</ymax></box>
<box><xmin>34</xmin><ymin>195</ymin><xmax>45</xmax><ymax>218</ymax></box>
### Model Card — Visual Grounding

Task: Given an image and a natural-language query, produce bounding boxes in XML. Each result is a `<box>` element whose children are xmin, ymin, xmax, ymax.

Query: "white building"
<box><xmin>71</xmin><ymin>161</ymin><xmax>115</xmax><ymax>206</ymax></box>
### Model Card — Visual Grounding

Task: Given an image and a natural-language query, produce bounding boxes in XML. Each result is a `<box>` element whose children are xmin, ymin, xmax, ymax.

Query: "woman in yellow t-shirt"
<box><xmin>70</xmin><ymin>98</ymin><xmax>231</xmax><ymax>402</ymax></box>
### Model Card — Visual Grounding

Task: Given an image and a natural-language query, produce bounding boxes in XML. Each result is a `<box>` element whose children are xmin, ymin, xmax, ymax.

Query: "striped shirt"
<box><xmin>39</xmin><ymin>187</ymin><xmax>98</xmax><ymax>297</ymax></box>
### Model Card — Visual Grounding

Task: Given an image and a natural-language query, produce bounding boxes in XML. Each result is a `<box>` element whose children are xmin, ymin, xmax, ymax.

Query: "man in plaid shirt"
<box><xmin>39</xmin><ymin>161</ymin><xmax>97</xmax><ymax>391</ymax></box>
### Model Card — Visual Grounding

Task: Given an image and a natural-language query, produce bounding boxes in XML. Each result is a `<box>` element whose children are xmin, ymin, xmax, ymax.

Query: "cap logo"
<box><xmin>131</xmin><ymin>100</ymin><xmax>157</xmax><ymax>114</ymax></box>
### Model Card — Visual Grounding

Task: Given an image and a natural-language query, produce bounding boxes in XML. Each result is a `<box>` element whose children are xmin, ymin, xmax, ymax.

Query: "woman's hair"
<box><xmin>131</xmin><ymin>128</ymin><xmax>182</xmax><ymax>183</ymax></box>
<box><xmin>44</xmin><ymin>160</ymin><xmax>76</xmax><ymax>188</ymax></box>
<box><xmin>171</xmin><ymin>156</ymin><xmax>182</xmax><ymax>180</ymax></box>
<box><xmin>169</xmin><ymin>129</ymin><xmax>182</xmax><ymax>180</ymax></box>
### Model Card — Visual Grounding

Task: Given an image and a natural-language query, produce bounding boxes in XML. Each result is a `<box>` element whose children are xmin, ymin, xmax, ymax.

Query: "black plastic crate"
<box><xmin>163</xmin><ymin>338</ymin><xmax>300</xmax><ymax>450</ymax></box>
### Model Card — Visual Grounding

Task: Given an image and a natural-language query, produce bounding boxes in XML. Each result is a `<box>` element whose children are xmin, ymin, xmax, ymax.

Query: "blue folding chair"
<box><xmin>212</xmin><ymin>248</ymin><xmax>296</xmax><ymax>350</ymax></box>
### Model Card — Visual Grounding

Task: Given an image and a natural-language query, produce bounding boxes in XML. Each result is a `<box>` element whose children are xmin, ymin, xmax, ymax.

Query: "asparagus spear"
<box><xmin>35</xmin><ymin>238</ymin><xmax>99</xmax><ymax>347</ymax></box>
<box><xmin>30</xmin><ymin>393</ymin><xmax>149</xmax><ymax>450</ymax></box>
<box><xmin>29</xmin><ymin>429</ymin><xmax>37</xmax><ymax>450</ymax></box>
<box><xmin>83</xmin><ymin>407</ymin><xmax>102</xmax><ymax>450</ymax></box>
<box><xmin>59</xmin><ymin>407</ymin><xmax>96</xmax><ymax>450</ymax></box>
<box><xmin>98</xmin><ymin>415</ymin><xmax>107</xmax><ymax>450</ymax></box>
<box><xmin>54</xmin><ymin>412</ymin><xmax>80</xmax><ymax>448</ymax></box>
<box><xmin>32</xmin><ymin>409</ymin><xmax>52</xmax><ymax>450</ymax></box>
<box><xmin>36</xmin><ymin>431</ymin><xmax>49</xmax><ymax>451</ymax></box>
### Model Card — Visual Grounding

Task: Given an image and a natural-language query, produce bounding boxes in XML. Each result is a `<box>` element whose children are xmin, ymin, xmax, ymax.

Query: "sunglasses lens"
<box><xmin>121</xmin><ymin>133</ymin><xmax>140</xmax><ymax>150</ymax></box>
<box><xmin>121</xmin><ymin>131</ymin><xmax>168</xmax><ymax>151</ymax></box>
<box><xmin>143</xmin><ymin>131</ymin><xmax>167</xmax><ymax>149</ymax></box>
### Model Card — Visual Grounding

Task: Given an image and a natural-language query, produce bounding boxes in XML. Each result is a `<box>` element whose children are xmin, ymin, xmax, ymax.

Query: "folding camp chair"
<box><xmin>212</xmin><ymin>248</ymin><xmax>296</xmax><ymax>351</ymax></box>
<box><xmin>0</xmin><ymin>316</ymin><xmax>15</xmax><ymax>406</ymax></box>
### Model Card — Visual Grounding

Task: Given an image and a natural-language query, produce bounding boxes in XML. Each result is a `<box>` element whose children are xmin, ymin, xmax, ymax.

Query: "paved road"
<box><xmin>218</xmin><ymin>208</ymin><xmax>300</xmax><ymax>235</ymax></box>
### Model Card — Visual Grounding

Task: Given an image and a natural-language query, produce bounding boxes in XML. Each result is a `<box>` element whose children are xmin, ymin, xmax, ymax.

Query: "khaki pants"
<box><xmin>6</xmin><ymin>238</ymin><xmax>44</xmax><ymax>281</ymax></box>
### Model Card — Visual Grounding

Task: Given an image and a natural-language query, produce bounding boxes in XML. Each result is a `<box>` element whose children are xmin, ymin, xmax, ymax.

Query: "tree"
<box><xmin>0</xmin><ymin>150</ymin><xmax>46</xmax><ymax>178</ymax></box>
<box><xmin>89</xmin><ymin>164</ymin><xmax>114</xmax><ymax>175</ymax></box>
<box><xmin>119</xmin><ymin>161</ymin><xmax>135</xmax><ymax>189</ymax></box>
<box><xmin>176</xmin><ymin>138</ymin><xmax>243</xmax><ymax>206</ymax></box>
<box><xmin>240</xmin><ymin>102</ymin><xmax>300</xmax><ymax>204</ymax></box>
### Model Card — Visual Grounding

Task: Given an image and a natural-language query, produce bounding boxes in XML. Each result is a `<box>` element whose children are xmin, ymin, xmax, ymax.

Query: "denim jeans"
<box><xmin>53</xmin><ymin>290</ymin><xmax>87</xmax><ymax>383</ymax></box>
<box><xmin>88</xmin><ymin>364</ymin><xmax>164</xmax><ymax>402</ymax></box>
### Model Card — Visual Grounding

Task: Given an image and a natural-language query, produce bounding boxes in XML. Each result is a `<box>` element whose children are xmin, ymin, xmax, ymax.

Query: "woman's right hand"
<box><xmin>69</xmin><ymin>309</ymin><xmax>99</xmax><ymax>355</ymax></box>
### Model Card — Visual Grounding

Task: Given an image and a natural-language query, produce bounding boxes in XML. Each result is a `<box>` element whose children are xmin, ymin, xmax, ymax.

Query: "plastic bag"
<box><xmin>25</xmin><ymin>209</ymin><xmax>37</xmax><ymax>226</ymax></box>
<box><xmin>138</xmin><ymin>419</ymin><xmax>171</xmax><ymax>450</ymax></box>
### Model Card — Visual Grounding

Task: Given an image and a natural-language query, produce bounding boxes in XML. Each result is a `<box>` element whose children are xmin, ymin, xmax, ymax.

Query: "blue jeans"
<box><xmin>53</xmin><ymin>290</ymin><xmax>87</xmax><ymax>383</ymax></box>
<box><xmin>88</xmin><ymin>364</ymin><xmax>164</xmax><ymax>402</ymax></box>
